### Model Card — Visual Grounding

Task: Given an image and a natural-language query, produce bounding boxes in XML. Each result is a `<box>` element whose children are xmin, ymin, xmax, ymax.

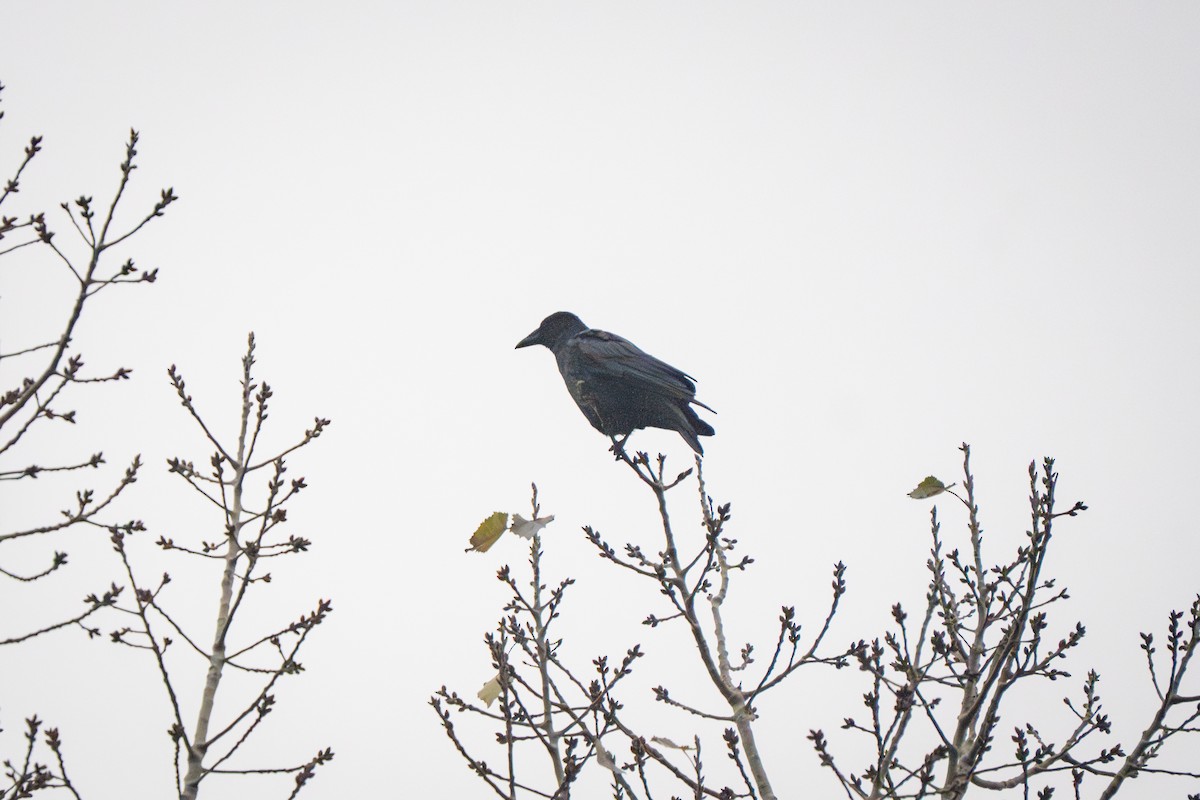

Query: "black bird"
<box><xmin>516</xmin><ymin>311</ymin><xmax>715</xmax><ymax>454</ymax></box>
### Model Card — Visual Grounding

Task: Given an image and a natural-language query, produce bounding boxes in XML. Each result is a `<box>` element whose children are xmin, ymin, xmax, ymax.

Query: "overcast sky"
<box><xmin>2</xmin><ymin>4</ymin><xmax>1198</xmax><ymax>798</ymax></box>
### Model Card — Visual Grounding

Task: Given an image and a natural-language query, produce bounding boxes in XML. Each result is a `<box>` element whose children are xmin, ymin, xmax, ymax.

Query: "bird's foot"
<box><xmin>609</xmin><ymin>435</ymin><xmax>630</xmax><ymax>460</ymax></box>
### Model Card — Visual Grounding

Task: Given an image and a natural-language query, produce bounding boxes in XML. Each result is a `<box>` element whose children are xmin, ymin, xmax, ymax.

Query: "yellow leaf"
<box><xmin>477</xmin><ymin>674</ymin><xmax>503</xmax><ymax>707</ymax></box>
<box><xmin>908</xmin><ymin>476</ymin><xmax>947</xmax><ymax>499</ymax></box>
<box><xmin>467</xmin><ymin>512</ymin><xmax>509</xmax><ymax>553</ymax></box>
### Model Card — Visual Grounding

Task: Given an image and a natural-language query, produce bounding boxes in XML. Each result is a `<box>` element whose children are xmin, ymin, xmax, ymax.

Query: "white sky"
<box><xmin>1</xmin><ymin>3</ymin><xmax>1198</xmax><ymax>798</ymax></box>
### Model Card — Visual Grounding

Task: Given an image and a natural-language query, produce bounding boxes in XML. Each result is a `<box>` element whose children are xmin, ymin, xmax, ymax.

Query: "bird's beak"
<box><xmin>515</xmin><ymin>328</ymin><xmax>542</xmax><ymax>349</ymax></box>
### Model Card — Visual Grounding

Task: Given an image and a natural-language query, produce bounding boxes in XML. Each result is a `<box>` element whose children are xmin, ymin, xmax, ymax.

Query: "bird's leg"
<box><xmin>609</xmin><ymin>435</ymin><xmax>630</xmax><ymax>460</ymax></box>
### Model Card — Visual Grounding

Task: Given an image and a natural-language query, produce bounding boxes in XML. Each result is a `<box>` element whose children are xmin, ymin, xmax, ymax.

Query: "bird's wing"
<box><xmin>570</xmin><ymin>329</ymin><xmax>698</xmax><ymax>400</ymax></box>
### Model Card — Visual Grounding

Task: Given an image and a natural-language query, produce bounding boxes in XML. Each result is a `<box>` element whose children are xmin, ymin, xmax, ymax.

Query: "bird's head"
<box><xmin>516</xmin><ymin>311</ymin><xmax>588</xmax><ymax>351</ymax></box>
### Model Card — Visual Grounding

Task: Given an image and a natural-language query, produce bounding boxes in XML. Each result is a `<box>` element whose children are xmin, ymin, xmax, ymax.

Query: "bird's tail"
<box><xmin>679</xmin><ymin>403</ymin><xmax>715</xmax><ymax>455</ymax></box>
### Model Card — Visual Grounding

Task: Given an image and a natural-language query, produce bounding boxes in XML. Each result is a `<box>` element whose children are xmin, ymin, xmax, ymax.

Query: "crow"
<box><xmin>516</xmin><ymin>311</ymin><xmax>715</xmax><ymax>455</ymax></box>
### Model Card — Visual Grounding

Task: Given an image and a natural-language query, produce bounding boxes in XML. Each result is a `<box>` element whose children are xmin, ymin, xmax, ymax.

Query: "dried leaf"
<box><xmin>510</xmin><ymin>513</ymin><xmax>555</xmax><ymax>540</ymax></box>
<box><xmin>467</xmin><ymin>512</ymin><xmax>509</xmax><ymax>553</ymax></box>
<box><xmin>595</xmin><ymin>744</ymin><xmax>617</xmax><ymax>771</ymax></box>
<box><xmin>650</xmin><ymin>736</ymin><xmax>694</xmax><ymax>751</ymax></box>
<box><xmin>908</xmin><ymin>476</ymin><xmax>947</xmax><ymax>499</ymax></box>
<box><xmin>477</xmin><ymin>674</ymin><xmax>503</xmax><ymax>707</ymax></box>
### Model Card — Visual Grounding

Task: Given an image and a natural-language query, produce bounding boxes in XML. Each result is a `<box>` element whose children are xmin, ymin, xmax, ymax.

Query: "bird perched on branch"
<box><xmin>516</xmin><ymin>311</ymin><xmax>715</xmax><ymax>455</ymax></box>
